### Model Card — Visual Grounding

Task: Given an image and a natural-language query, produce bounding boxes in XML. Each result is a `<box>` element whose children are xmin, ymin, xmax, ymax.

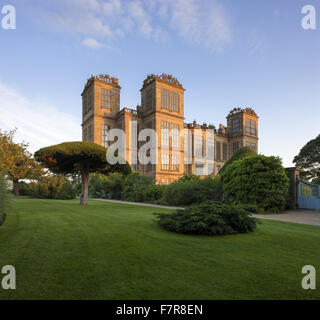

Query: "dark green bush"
<box><xmin>154</xmin><ymin>202</ymin><xmax>256</xmax><ymax>236</ymax></box>
<box><xmin>89</xmin><ymin>173</ymin><xmax>125</xmax><ymax>199</ymax></box>
<box><xmin>162</xmin><ymin>175</ymin><xmax>222</xmax><ymax>206</ymax></box>
<box><xmin>122</xmin><ymin>173</ymin><xmax>165</xmax><ymax>203</ymax></box>
<box><xmin>124</xmin><ymin>183</ymin><xmax>166</xmax><ymax>203</ymax></box>
<box><xmin>88</xmin><ymin>172</ymin><xmax>165</xmax><ymax>203</ymax></box>
<box><xmin>87</xmin><ymin>172</ymin><xmax>223</xmax><ymax>206</ymax></box>
<box><xmin>236</xmin><ymin>203</ymin><xmax>260</xmax><ymax>214</ymax></box>
<box><xmin>27</xmin><ymin>175</ymin><xmax>76</xmax><ymax>200</ymax></box>
<box><xmin>0</xmin><ymin>175</ymin><xmax>9</xmax><ymax>226</ymax></box>
<box><xmin>221</xmin><ymin>155</ymin><xmax>289</xmax><ymax>213</ymax></box>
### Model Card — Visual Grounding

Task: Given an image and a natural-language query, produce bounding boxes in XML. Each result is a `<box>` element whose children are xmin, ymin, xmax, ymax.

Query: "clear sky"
<box><xmin>0</xmin><ymin>0</ymin><xmax>319</xmax><ymax>167</ymax></box>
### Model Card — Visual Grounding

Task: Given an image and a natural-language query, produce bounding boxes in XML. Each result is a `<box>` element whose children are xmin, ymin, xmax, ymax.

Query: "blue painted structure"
<box><xmin>298</xmin><ymin>180</ymin><xmax>320</xmax><ymax>211</ymax></box>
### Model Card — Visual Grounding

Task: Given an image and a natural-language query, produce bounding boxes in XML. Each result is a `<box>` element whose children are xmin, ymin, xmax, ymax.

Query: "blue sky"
<box><xmin>0</xmin><ymin>0</ymin><xmax>319</xmax><ymax>166</ymax></box>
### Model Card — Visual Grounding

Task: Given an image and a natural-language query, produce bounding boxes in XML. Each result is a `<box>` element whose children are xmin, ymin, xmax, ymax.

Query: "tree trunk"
<box><xmin>13</xmin><ymin>180</ymin><xmax>20</xmax><ymax>197</ymax></box>
<box><xmin>80</xmin><ymin>171</ymin><xmax>89</xmax><ymax>206</ymax></box>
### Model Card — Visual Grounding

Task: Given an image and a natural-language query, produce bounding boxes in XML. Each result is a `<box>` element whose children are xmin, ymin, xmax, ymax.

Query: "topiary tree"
<box><xmin>294</xmin><ymin>134</ymin><xmax>320</xmax><ymax>181</ymax></box>
<box><xmin>219</xmin><ymin>146</ymin><xmax>256</xmax><ymax>174</ymax></box>
<box><xmin>34</xmin><ymin>141</ymin><xmax>131</xmax><ymax>206</ymax></box>
<box><xmin>221</xmin><ymin>155</ymin><xmax>289</xmax><ymax>213</ymax></box>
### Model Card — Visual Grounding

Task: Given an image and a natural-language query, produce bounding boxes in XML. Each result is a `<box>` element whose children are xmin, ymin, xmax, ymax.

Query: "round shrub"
<box><xmin>154</xmin><ymin>202</ymin><xmax>256</xmax><ymax>236</ymax></box>
<box><xmin>221</xmin><ymin>155</ymin><xmax>289</xmax><ymax>213</ymax></box>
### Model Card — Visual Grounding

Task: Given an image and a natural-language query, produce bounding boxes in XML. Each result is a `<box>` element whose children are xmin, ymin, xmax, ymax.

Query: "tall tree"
<box><xmin>293</xmin><ymin>134</ymin><xmax>320</xmax><ymax>180</ymax></box>
<box><xmin>0</xmin><ymin>129</ymin><xmax>44</xmax><ymax>196</ymax></box>
<box><xmin>35</xmin><ymin>141</ymin><xmax>131</xmax><ymax>205</ymax></box>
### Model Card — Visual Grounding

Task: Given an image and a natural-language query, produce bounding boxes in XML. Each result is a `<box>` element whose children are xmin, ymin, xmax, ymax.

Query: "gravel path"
<box><xmin>91</xmin><ymin>198</ymin><xmax>320</xmax><ymax>226</ymax></box>
<box><xmin>254</xmin><ymin>210</ymin><xmax>320</xmax><ymax>226</ymax></box>
<box><xmin>91</xmin><ymin>198</ymin><xmax>184</xmax><ymax>210</ymax></box>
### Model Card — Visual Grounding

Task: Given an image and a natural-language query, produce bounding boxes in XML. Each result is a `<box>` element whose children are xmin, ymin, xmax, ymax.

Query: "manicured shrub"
<box><xmin>0</xmin><ymin>175</ymin><xmax>9</xmax><ymax>226</ymax></box>
<box><xmin>162</xmin><ymin>175</ymin><xmax>222</xmax><ymax>206</ymax></box>
<box><xmin>221</xmin><ymin>155</ymin><xmax>289</xmax><ymax>213</ymax></box>
<box><xmin>87</xmin><ymin>172</ymin><xmax>223</xmax><ymax>206</ymax></box>
<box><xmin>236</xmin><ymin>203</ymin><xmax>260</xmax><ymax>214</ymax></box>
<box><xmin>154</xmin><ymin>202</ymin><xmax>256</xmax><ymax>236</ymax></box>
<box><xmin>27</xmin><ymin>175</ymin><xmax>76</xmax><ymax>200</ymax></box>
<box><xmin>88</xmin><ymin>172</ymin><xmax>165</xmax><ymax>203</ymax></box>
<box><xmin>122</xmin><ymin>173</ymin><xmax>165</xmax><ymax>203</ymax></box>
<box><xmin>89</xmin><ymin>173</ymin><xmax>126</xmax><ymax>199</ymax></box>
<box><xmin>219</xmin><ymin>147</ymin><xmax>256</xmax><ymax>175</ymax></box>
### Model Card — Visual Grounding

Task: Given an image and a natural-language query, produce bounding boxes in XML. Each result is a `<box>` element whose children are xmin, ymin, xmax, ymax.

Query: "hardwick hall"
<box><xmin>81</xmin><ymin>74</ymin><xmax>259</xmax><ymax>184</ymax></box>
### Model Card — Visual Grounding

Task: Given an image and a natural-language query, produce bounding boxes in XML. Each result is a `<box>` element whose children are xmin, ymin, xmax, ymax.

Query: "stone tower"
<box><xmin>81</xmin><ymin>74</ymin><xmax>121</xmax><ymax>146</ymax></box>
<box><xmin>226</xmin><ymin>107</ymin><xmax>259</xmax><ymax>157</ymax></box>
<box><xmin>139</xmin><ymin>74</ymin><xmax>185</xmax><ymax>184</ymax></box>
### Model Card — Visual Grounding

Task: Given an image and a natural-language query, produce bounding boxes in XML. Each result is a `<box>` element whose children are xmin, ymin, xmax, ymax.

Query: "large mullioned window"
<box><xmin>171</xmin><ymin>154</ymin><xmax>180</xmax><ymax>171</ymax></box>
<box><xmin>102</xmin><ymin>89</ymin><xmax>111</xmax><ymax>108</ymax></box>
<box><xmin>245</xmin><ymin>119</ymin><xmax>256</xmax><ymax>136</ymax></box>
<box><xmin>161</xmin><ymin>89</ymin><xmax>179</xmax><ymax>112</ymax></box>
<box><xmin>232</xmin><ymin>119</ymin><xmax>240</xmax><ymax>134</ymax></box>
<box><xmin>171</xmin><ymin>124</ymin><xmax>180</xmax><ymax>149</ymax></box>
<box><xmin>146</xmin><ymin>89</ymin><xmax>153</xmax><ymax>109</ymax></box>
<box><xmin>83</xmin><ymin>87</ymin><xmax>93</xmax><ymax>115</ymax></box>
<box><xmin>171</xmin><ymin>92</ymin><xmax>179</xmax><ymax>112</ymax></box>
<box><xmin>161</xmin><ymin>89</ymin><xmax>170</xmax><ymax>109</ymax></box>
<box><xmin>216</xmin><ymin>141</ymin><xmax>221</xmax><ymax>161</ymax></box>
<box><xmin>195</xmin><ymin>135</ymin><xmax>203</xmax><ymax>157</ymax></box>
<box><xmin>161</xmin><ymin>153</ymin><xmax>170</xmax><ymax>171</ymax></box>
<box><xmin>223</xmin><ymin>143</ymin><xmax>228</xmax><ymax>160</ymax></box>
<box><xmin>205</xmin><ymin>137</ymin><xmax>214</xmax><ymax>159</ymax></box>
<box><xmin>102</xmin><ymin>125</ymin><xmax>110</xmax><ymax>147</ymax></box>
<box><xmin>161</xmin><ymin>122</ymin><xmax>170</xmax><ymax>148</ymax></box>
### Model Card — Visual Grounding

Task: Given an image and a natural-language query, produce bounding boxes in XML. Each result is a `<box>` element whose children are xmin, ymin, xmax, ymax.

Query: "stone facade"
<box><xmin>81</xmin><ymin>74</ymin><xmax>259</xmax><ymax>184</ymax></box>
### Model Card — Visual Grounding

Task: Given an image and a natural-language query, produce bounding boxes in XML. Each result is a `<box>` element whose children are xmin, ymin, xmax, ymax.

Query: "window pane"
<box><xmin>232</xmin><ymin>119</ymin><xmax>239</xmax><ymax>134</ymax></box>
<box><xmin>161</xmin><ymin>89</ymin><xmax>170</xmax><ymax>109</ymax></box>
<box><xmin>171</xmin><ymin>92</ymin><xmax>179</xmax><ymax>112</ymax></box>
<box><xmin>216</xmin><ymin>141</ymin><xmax>221</xmax><ymax>161</ymax></box>
<box><xmin>171</xmin><ymin>124</ymin><xmax>180</xmax><ymax>149</ymax></box>
<box><xmin>161</xmin><ymin>122</ymin><xmax>169</xmax><ymax>148</ymax></box>
<box><xmin>251</xmin><ymin>120</ymin><xmax>256</xmax><ymax>135</ymax></box>
<box><xmin>102</xmin><ymin>89</ymin><xmax>111</xmax><ymax>108</ymax></box>
<box><xmin>195</xmin><ymin>136</ymin><xmax>203</xmax><ymax>157</ymax></box>
<box><xmin>223</xmin><ymin>143</ymin><xmax>227</xmax><ymax>160</ymax></box>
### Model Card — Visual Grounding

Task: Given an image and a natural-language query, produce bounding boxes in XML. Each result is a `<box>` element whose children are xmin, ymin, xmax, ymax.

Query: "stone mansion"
<box><xmin>81</xmin><ymin>74</ymin><xmax>259</xmax><ymax>184</ymax></box>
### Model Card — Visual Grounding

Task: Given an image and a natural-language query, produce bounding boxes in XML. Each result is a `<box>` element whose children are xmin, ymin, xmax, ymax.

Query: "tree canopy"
<box><xmin>35</xmin><ymin>141</ymin><xmax>131</xmax><ymax>205</ymax></box>
<box><xmin>0</xmin><ymin>129</ymin><xmax>44</xmax><ymax>195</ymax></box>
<box><xmin>293</xmin><ymin>134</ymin><xmax>320</xmax><ymax>180</ymax></box>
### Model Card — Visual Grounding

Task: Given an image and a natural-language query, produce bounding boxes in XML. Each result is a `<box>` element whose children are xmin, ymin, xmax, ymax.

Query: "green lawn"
<box><xmin>0</xmin><ymin>197</ymin><xmax>319</xmax><ymax>300</ymax></box>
